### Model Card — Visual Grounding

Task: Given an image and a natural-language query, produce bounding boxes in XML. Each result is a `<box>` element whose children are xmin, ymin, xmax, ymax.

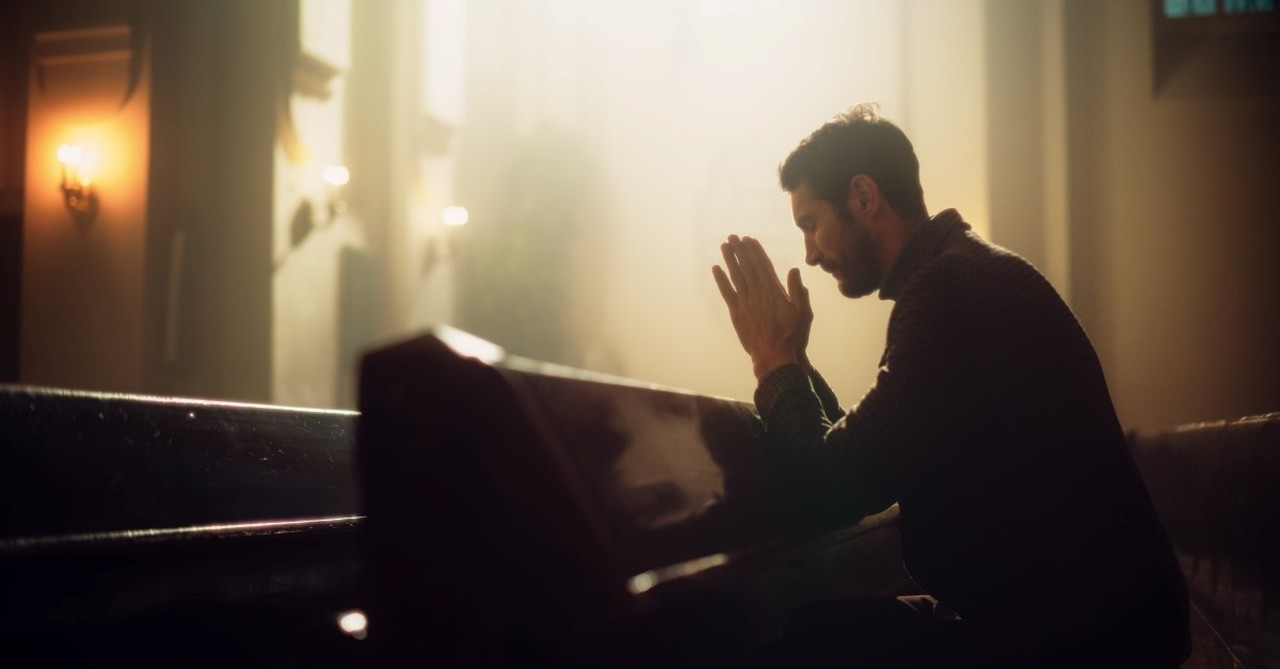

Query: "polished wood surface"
<box><xmin>358</xmin><ymin>327</ymin><xmax>908</xmax><ymax>667</ymax></box>
<box><xmin>0</xmin><ymin>329</ymin><xmax>910</xmax><ymax>668</ymax></box>
<box><xmin>0</xmin><ymin>385</ymin><xmax>363</xmax><ymax>667</ymax></box>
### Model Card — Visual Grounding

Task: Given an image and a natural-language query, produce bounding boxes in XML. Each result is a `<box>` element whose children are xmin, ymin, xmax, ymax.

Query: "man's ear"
<box><xmin>847</xmin><ymin>175</ymin><xmax>880</xmax><ymax>217</ymax></box>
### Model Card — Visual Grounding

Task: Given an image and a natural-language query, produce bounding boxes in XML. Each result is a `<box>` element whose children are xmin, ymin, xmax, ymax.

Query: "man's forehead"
<box><xmin>789</xmin><ymin>183</ymin><xmax>822</xmax><ymax>215</ymax></box>
<box><xmin>790</xmin><ymin>181</ymin><xmax>817</xmax><ymax>199</ymax></box>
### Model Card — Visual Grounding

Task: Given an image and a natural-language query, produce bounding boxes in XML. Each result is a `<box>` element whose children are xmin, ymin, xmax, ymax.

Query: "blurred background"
<box><xmin>1</xmin><ymin>0</ymin><xmax>1277</xmax><ymax>431</ymax></box>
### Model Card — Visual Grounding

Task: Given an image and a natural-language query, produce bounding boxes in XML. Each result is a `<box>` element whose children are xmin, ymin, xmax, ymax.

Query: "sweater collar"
<box><xmin>878</xmin><ymin>208</ymin><xmax>972</xmax><ymax>301</ymax></box>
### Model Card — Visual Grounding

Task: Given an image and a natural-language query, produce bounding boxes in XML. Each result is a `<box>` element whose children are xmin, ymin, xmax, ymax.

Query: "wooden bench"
<box><xmin>357</xmin><ymin>327</ymin><xmax>913</xmax><ymax>668</ymax></box>
<box><xmin>0</xmin><ymin>331</ymin><xmax>911</xmax><ymax>668</ymax></box>
<box><xmin>0</xmin><ymin>385</ymin><xmax>363</xmax><ymax>667</ymax></box>
<box><xmin>10</xmin><ymin>332</ymin><xmax>1264</xmax><ymax>665</ymax></box>
<box><xmin>1129</xmin><ymin>413</ymin><xmax>1280</xmax><ymax>668</ymax></box>
<box><xmin>27</xmin><ymin>327</ymin><xmax>1261</xmax><ymax>667</ymax></box>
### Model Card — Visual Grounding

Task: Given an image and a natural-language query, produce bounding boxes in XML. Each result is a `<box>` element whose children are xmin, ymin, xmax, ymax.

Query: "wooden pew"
<box><xmin>14</xmin><ymin>331</ymin><xmax>1258</xmax><ymax>668</ymax></box>
<box><xmin>1129</xmin><ymin>413</ymin><xmax>1280</xmax><ymax>668</ymax></box>
<box><xmin>0</xmin><ymin>385</ymin><xmax>363</xmax><ymax>667</ymax></box>
<box><xmin>357</xmin><ymin>327</ymin><xmax>912</xmax><ymax>668</ymax></box>
<box><xmin>0</xmin><ymin>328</ymin><xmax>911</xmax><ymax>667</ymax></box>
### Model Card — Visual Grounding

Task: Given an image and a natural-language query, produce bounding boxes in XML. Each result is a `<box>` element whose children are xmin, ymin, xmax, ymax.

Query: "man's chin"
<box><xmin>837</xmin><ymin>278</ymin><xmax>876</xmax><ymax>299</ymax></box>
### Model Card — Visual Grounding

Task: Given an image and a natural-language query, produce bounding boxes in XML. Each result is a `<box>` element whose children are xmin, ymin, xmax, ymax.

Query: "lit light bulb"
<box><xmin>56</xmin><ymin>142</ymin><xmax>97</xmax><ymax>222</ymax></box>
<box><xmin>442</xmin><ymin>205</ymin><xmax>469</xmax><ymax>227</ymax></box>
<box><xmin>322</xmin><ymin>165</ymin><xmax>350</xmax><ymax>187</ymax></box>
<box><xmin>57</xmin><ymin>144</ymin><xmax>84</xmax><ymax>166</ymax></box>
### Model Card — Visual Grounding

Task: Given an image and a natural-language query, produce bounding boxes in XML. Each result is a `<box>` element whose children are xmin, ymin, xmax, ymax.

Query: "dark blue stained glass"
<box><xmin>1224</xmin><ymin>0</ymin><xmax>1276</xmax><ymax>13</ymax></box>
<box><xmin>1192</xmin><ymin>0</ymin><xmax>1219</xmax><ymax>14</ymax></box>
<box><xmin>1165</xmin><ymin>0</ymin><xmax>1220</xmax><ymax>18</ymax></box>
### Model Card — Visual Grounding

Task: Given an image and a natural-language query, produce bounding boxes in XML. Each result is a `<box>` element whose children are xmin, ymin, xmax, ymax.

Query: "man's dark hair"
<box><xmin>779</xmin><ymin>103</ymin><xmax>927</xmax><ymax>223</ymax></box>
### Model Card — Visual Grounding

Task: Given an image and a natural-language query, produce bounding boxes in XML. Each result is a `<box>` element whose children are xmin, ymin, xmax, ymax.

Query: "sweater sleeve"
<box><xmin>805</xmin><ymin>364</ymin><xmax>845</xmax><ymax>422</ymax></box>
<box><xmin>753</xmin><ymin>260</ymin><xmax>980</xmax><ymax>521</ymax></box>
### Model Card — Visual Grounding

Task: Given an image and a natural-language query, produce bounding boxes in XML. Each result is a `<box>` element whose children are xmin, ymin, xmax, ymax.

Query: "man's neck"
<box><xmin>874</xmin><ymin>214</ymin><xmax>922</xmax><ymax>285</ymax></box>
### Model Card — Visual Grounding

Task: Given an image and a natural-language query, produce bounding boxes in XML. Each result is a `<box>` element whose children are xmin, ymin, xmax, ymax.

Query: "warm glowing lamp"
<box><xmin>431</xmin><ymin>206</ymin><xmax>469</xmax><ymax>268</ymax></box>
<box><xmin>322</xmin><ymin>164</ymin><xmax>350</xmax><ymax>187</ymax></box>
<box><xmin>322</xmin><ymin>164</ymin><xmax>350</xmax><ymax>218</ymax></box>
<box><xmin>57</xmin><ymin>143</ymin><xmax>98</xmax><ymax>224</ymax></box>
<box><xmin>442</xmin><ymin>205</ymin><xmax>469</xmax><ymax>227</ymax></box>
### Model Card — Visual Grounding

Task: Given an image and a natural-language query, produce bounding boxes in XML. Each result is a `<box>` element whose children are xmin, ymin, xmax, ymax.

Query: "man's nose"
<box><xmin>804</xmin><ymin>237</ymin><xmax>820</xmax><ymax>266</ymax></box>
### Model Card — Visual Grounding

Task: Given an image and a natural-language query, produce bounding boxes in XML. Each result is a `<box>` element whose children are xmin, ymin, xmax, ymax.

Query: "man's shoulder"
<box><xmin>895</xmin><ymin>234</ymin><xmax>1059</xmax><ymax>314</ymax></box>
<box><xmin>947</xmin><ymin>232</ymin><xmax>1037</xmax><ymax>272</ymax></box>
<box><xmin>899</xmin><ymin>232</ymin><xmax>1021</xmax><ymax>288</ymax></box>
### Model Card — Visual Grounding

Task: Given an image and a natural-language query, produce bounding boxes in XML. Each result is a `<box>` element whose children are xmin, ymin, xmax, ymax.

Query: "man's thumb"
<box><xmin>787</xmin><ymin>267</ymin><xmax>807</xmax><ymax>299</ymax></box>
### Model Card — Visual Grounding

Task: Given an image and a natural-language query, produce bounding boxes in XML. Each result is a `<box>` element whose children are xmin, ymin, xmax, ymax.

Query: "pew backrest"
<box><xmin>0</xmin><ymin>385</ymin><xmax>363</xmax><ymax>667</ymax></box>
<box><xmin>0</xmin><ymin>385</ymin><xmax>358</xmax><ymax>538</ymax></box>
<box><xmin>1129</xmin><ymin>412</ymin><xmax>1280</xmax><ymax>668</ymax></box>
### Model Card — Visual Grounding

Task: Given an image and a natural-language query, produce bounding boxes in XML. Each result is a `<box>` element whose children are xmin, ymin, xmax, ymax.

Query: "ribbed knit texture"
<box><xmin>754</xmin><ymin>209</ymin><xmax>1187</xmax><ymax>652</ymax></box>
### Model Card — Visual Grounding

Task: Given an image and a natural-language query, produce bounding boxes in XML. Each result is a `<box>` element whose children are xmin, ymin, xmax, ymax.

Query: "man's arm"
<box><xmin>711</xmin><ymin>234</ymin><xmax>887</xmax><ymax>515</ymax></box>
<box><xmin>755</xmin><ymin>260</ymin><xmax>982</xmax><ymax>521</ymax></box>
<box><xmin>752</xmin><ymin>362</ymin><xmax>896</xmax><ymax>519</ymax></box>
<box><xmin>802</xmin><ymin>362</ymin><xmax>844</xmax><ymax>422</ymax></box>
<box><xmin>714</xmin><ymin>237</ymin><xmax>976</xmax><ymax>520</ymax></box>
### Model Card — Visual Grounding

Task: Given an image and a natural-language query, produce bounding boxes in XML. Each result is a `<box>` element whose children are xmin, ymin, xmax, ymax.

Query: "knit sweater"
<box><xmin>754</xmin><ymin>209</ymin><xmax>1187</xmax><ymax>651</ymax></box>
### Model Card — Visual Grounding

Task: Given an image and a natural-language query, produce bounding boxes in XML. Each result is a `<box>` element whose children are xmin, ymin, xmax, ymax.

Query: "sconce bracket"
<box><xmin>61</xmin><ymin>182</ymin><xmax>98</xmax><ymax>225</ymax></box>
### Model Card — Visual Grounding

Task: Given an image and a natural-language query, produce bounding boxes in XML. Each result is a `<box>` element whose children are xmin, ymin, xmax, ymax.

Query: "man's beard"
<box><xmin>837</xmin><ymin>265</ymin><xmax>878</xmax><ymax>297</ymax></box>
<box><xmin>835</xmin><ymin>212</ymin><xmax>880</xmax><ymax>298</ymax></box>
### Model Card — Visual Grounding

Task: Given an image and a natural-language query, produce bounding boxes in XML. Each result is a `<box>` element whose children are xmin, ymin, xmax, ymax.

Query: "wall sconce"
<box><xmin>421</xmin><ymin>206</ymin><xmax>468</xmax><ymax>277</ymax></box>
<box><xmin>442</xmin><ymin>205</ymin><xmax>469</xmax><ymax>228</ymax></box>
<box><xmin>441</xmin><ymin>205</ymin><xmax>468</xmax><ymax>261</ymax></box>
<box><xmin>277</xmin><ymin>165</ymin><xmax>352</xmax><ymax>267</ymax></box>
<box><xmin>322</xmin><ymin>164</ymin><xmax>350</xmax><ymax>220</ymax></box>
<box><xmin>58</xmin><ymin>143</ymin><xmax>98</xmax><ymax>224</ymax></box>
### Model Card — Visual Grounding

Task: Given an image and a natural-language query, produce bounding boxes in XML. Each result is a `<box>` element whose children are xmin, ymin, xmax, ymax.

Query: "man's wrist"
<box><xmin>752</xmin><ymin>351</ymin><xmax>798</xmax><ymax>380</ymax></box>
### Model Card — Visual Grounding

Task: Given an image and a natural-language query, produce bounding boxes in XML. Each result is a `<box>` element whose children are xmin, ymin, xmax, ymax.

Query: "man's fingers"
<box><xmin>727</xmin><ymin>236</ymin><xmax>768</xmax><ymax>295</ymax></box>
<box><xmin>721</xmin><ymin>239</ymin><xmax>749</xmax><ymax>295</ymax></box>
<box><xmin>726</xmin><ymin>235</ymin><xmax>762</xmax><ymax>291</ymax></box>
<box><xmin>787</xmin><ymin>267</ymin><xmax>802</xmax><ymax>300</ymax></box>
<box><xmin>722</xmin><ymin>235</ymin><xmax>790</xmax><ymax>302</ymax></box>
<box><xmin>742</xmin><ymin>236</ymin><xmax>785</xmax><ymax>292</ymax></box>
<box><xmin>712</xmin><ymin>265</ymin><xmax>737</xmax><ymax>309</ymax></box>
<box><xmin>788</xmin><ymin>267</ymin><xmax>812</xmax><ymax>314</ymax></box>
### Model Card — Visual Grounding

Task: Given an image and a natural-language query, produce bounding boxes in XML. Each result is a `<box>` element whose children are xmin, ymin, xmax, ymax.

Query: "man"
<box><xmin>712</xmin><ymin>104</ymin><xmax>1188</xmax><ymax>667</ymax></box>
